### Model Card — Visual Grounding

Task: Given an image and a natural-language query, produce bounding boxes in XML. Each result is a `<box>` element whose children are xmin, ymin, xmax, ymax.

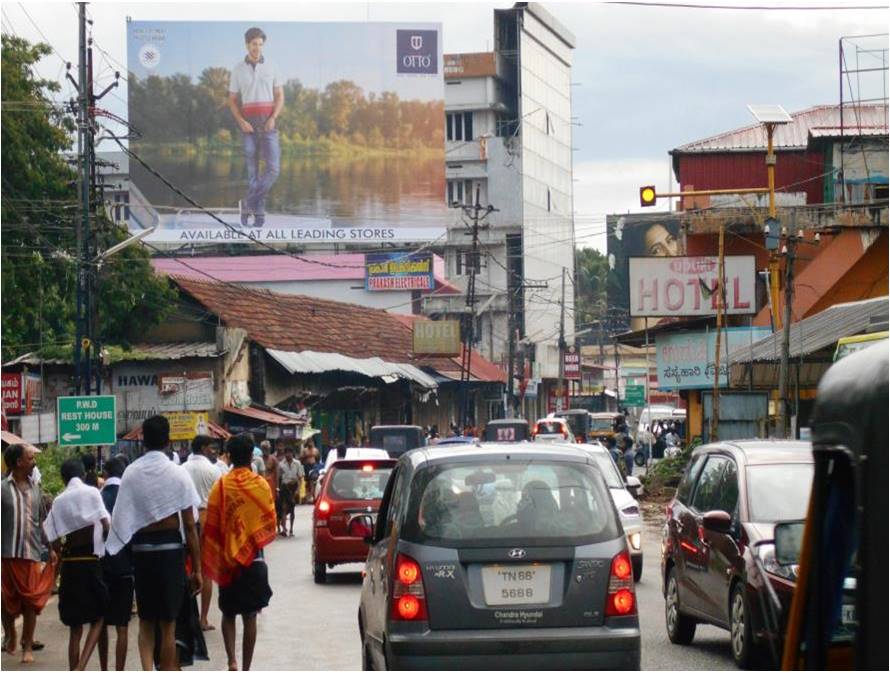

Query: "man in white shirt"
<box><xmin>182</xmin><ymin>435</ymin><xmax>220</xmax><ymax>631</ymax></box>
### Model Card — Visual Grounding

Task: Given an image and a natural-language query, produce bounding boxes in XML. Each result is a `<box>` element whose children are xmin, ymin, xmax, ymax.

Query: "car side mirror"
<box><xmin>773</xmin><ymin>521</ymin><xmax>805</xmax><ymax>565</ymax></box>
<box><xmin>702</xmin><ymin>510</ymin><xmax>732</xmax><ymax>534</ymax></box>
<box><xmin>349</xmin><ymin>515</ymin><xmax>375</xmax><ymax>544</ymax></box>
<box><xmin>625</xmin><ymin>475</ymin><xmax>642</xmax><ymax>497</ymax></box>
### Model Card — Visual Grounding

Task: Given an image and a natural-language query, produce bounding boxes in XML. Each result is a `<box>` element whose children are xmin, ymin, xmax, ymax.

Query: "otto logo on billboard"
<box><xmin>629</xmin><ymin>256</ymin><xmax>756</xmax><ymax>317</ymax></box>
<box><xmin>397</xmin><ymin>30</ymin><xmax>438</xmax><ymax>74</ymax></box>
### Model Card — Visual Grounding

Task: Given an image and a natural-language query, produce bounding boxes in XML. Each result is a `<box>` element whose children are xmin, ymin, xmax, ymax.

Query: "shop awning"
<box><xmin>266</xmin><ymin>349</ymin><xmax>438</xmax><ymax>390</ymax></box>
<box><xmin>223</xmin><ymin>405</ymin><xmax>304</xmax><ymax>426</ymax></box>
<box><xmin>1</xmin><ymin>430</ymin><xmax>39</xmax><ymax>451</ymax></box>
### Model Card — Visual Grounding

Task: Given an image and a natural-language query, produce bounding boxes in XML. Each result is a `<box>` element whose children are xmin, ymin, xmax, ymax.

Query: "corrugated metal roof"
<box><xmin>727</xmin><ymin>296</ymin><xmax>888</xmax><ymax>363</ymax></box>
<box><xmin>117</xmin><ymin>343</ymin><xmax>222</xmax><ymax>361</ymax></box>
<box><xmin>673</xmin><ymin>104</ymin><xmax>889</xmax><ymax>153</ymax></box>
<box><xmin>266</xmin><ymin>349</ymin><xmax>439</xmax><ymax>390</ymax></box>
<box><xmin>223</xmin><ymin>405</ymin><xmax>304</xmax><ymax>426</ymax></box>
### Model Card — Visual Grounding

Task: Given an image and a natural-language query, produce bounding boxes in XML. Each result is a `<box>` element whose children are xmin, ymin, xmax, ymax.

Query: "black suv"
<box><xmin>661</xmin><ymin>440</ymin><xmax>813</xmax><ymax>668</ymax></box>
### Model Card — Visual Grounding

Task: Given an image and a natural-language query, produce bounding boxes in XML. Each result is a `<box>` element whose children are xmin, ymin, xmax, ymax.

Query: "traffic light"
<box><xmin>639</xmin><ymin>185</ymin><xmax>657</xmax><ymax>207</ymax></box>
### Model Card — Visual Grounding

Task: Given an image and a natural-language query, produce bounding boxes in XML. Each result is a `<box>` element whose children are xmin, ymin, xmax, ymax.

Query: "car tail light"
<box><xmin>391</xmin><ymin>553</ymin><xmax>427</xmax><ymax>621</ymax></box>
<box><xmin>362</xmin><ymin>464</ymin><xmax>375</xmax><ymax>472</ymax></box>
<box><xmin>605</xmin><ymin>550</ymin><xmax>636</xmax><ymax>617</ymax></box>
<box><xmin>314</xmin><ymin>499</ymin><xmax>331</xmax><ymax>528</ymax></box>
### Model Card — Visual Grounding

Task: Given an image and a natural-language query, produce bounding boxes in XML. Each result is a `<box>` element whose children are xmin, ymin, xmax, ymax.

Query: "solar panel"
<box><xmin>747</xmin><ymin>104</ymin><xmax>793</xmax><ymax>124</ymax></box>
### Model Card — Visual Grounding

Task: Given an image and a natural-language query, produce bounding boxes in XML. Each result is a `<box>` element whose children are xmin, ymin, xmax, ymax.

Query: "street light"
<box><xmin>94</xmin><ymin>226</ymin><xmax>156</xmax><ymax>263</ymax></box>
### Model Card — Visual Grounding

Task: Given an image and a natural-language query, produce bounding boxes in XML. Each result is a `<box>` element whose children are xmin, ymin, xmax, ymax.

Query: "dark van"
<box><xmin>369</xmin><ymin>425</ymin><xmax>426</xmax><ymax>458</ymax></box>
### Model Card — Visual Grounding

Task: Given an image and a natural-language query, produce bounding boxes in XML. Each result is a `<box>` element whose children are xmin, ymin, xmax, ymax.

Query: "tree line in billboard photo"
<box><xmin>128</xmin><ymin>71</ymin><xmax>444</xmax><ymax>156</ymax></box>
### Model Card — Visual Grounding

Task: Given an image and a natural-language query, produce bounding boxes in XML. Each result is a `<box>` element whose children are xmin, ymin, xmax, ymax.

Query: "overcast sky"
<box><xmin>3</xmin><ymin>0</ymin><xmax>887</xmax><ymax>250</ymax></box>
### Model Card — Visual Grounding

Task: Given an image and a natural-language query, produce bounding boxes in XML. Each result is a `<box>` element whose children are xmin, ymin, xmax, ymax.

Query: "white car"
<box><xmin>579</xmin><ymin>442</ymin><xmax>645</xmax><ymax>582</ymax></box>
<box><xmin>531</xmin><ymin>417</ymin><xmax>573</xmax><ymax>443</ymax></box>
<box><xmin>320</xmin><ymin>447</ymin><xmax>390</xmax><ymax>477</ymax></box>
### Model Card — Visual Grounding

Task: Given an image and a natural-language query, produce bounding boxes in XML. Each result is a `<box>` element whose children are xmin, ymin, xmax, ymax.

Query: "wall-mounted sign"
<box><xmin>413</xmin><ymin>319</ymin><xmax>460</xmax><ymax>355</ymax></box>
<box><xmin>656</xmin><ymin>327</ymin><xmax>770</xmax><ymax>390</ymax></box>
<box><xmin>563</xmin><ymin>348</ymin><xmax>581</xmax><ymax>380</ymax></box>
<box><xmin>164</xmin><ymin>411</ymin><xmax>210</xmax><ymax>442</ymax></box>
<box><xmin>629</xmin><ymin>256</ymin><xmax>756</xmax><ymax>317</ymax></box>
<box><xmin>366</xmin><ymin>252</ymin><xmax>435</xmax><ymax>291</ymax></box>
<box><xmin>2</xmin><ymin>373</ymin><xmax>22</xmax><ymax>416</ymax></box>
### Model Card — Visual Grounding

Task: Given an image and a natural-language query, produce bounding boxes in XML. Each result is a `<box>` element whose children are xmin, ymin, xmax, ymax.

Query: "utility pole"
<box><xmin>74</xmin><ymin>2</ymin><xmax>90</xmax><ymax>395</ymax></box>
<box><xmin>778</xmin><ymin>235</ymin><xmax>796</xmax><ymax>438</ymax></box>
<box><xmin>458</xmin><ymin>186</ymin><xmax>495</xmax><ymax>429</ymax></box>
<box><xmin>557</xmin><ymin>267</ymin><xmax>567</xmax><ymax>413</ymax></box>
<box><xmin>710</xmin><ymin>221</ymin><xmax>726</xmax><ymax>442</ymax></box>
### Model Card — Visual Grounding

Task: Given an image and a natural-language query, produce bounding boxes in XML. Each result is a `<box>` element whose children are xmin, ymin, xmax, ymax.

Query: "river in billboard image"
<box><xmin>127</xmin><ymin>21</ymin><xmax>446</xmax><ymax>245</ymax></box>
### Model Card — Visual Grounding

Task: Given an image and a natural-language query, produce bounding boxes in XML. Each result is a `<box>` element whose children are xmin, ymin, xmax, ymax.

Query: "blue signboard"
<box><xmin>365</xmin><ymin>252</ymin><xmax>434</xmax><ymax>291</ymax></box>
<box><xmin>656</xmin><ymin>328</ymin><xmax>770</xmax><ymax>390</ymax></box>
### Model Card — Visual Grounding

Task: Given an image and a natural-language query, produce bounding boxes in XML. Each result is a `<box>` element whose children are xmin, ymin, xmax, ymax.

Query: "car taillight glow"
<box><xmin>605</xmin><ymin>550</ymin><xmax>637</xmax><ymax>617</ymax></box>
<box><xmin>361</xmin><ymin>464</ymin><xmax>375</xmax><ymax>472</ymax></box>
<box><xmin>397</xmin><ymin>557</ymin><xmax>420</xmax><ymax>584</ymax></box>
<box><xmin>611</xmin><ymin>588</ymin><xmax>635</xmax><ymax>615</ymax></box>
<box><xmin>317</xmin><ymin>499</ymin><xmax>331</xmax><ymax>513</ymax></box>
<box><xmin>396</xmin><ymin>595</ymin><xmax>422</xmax><ymax>619</ymax></box>
<box><xmin>391</xmin><ymin>553</ymin><xmax>427</xmax><ymax>621</ymax></box>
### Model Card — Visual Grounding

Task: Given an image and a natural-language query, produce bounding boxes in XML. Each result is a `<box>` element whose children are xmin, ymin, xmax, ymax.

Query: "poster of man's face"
<box><xmin>606</xmin><ymin>215</ymin><xmax>686</xmax><ymax>332</ymax></box>
<box><xmin>127</xmin><ymin>21</ymin><xmax>445</xmax><ymax>245</ymax></box>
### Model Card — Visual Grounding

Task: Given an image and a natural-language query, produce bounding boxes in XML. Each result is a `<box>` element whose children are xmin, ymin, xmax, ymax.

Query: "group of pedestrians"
<box><xmin>1</xmin><ymin>415</ymin><xmax>278</xmax><ymax>670</ymax></box>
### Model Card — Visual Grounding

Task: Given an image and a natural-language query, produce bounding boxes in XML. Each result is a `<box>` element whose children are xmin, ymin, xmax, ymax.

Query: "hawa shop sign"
<box><xmin>628</xmin><ymin>256</ymin><xmax>756</xmax><ymax>317</ymax></box>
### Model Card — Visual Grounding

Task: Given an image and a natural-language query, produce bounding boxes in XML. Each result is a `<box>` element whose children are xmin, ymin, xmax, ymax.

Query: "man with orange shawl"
<box><xmin>201</xmin><ymin>433</ymin><xmax>276</xmax><ymax>671</ymax></box>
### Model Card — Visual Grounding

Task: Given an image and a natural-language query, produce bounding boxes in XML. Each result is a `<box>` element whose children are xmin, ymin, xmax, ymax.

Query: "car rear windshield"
<box><xmin>535</xmin><ymin>422</ymin><xmax>565</xmax><ymax>435</ymax></box>
<box><xmin>401</xmin><ymin>460</ymin><xmax>621</xmax><ymax>547</ymax></box>
<box><xmin>746</xmin><ymin>463</ymin><xmax>814</xmax><ymax>522</ymax></box>
<box><xmin>589</xmin><ymin>452</ymin><xmax>624</xmax><ymax>489</ymax></box>
<box><xmin>590</xmin><ymin>418</ymin><xmax>614</xmax><ymax>431</ymax></box>
<box><xmin>328</xmin><ymin>465</ymin><xmax>393</xmax><ymax>501</ymax></box>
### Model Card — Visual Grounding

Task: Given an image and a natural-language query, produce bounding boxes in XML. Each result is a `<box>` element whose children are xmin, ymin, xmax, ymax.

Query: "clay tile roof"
<box><xmin>174</xmin><ymin>276</ymin><xmax>415</xmax><ymax>362</ymax></box>
<box><xmin>172</xmin><ymin>277</ymin><xmax>506</xmax><ymax>382</ymax></box>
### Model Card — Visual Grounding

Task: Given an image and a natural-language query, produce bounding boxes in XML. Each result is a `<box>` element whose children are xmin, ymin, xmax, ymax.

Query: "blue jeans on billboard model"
<box><xmin>243</xmin><ymin>130</ymin><xmax>280</xmax><ymax>217</ymax></box>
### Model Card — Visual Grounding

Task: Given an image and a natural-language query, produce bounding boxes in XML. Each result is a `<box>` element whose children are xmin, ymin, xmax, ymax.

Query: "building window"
<box><xmin>446</xmin><ymin>112</ymin><xmax>474</xmax><ymax>142</ymax></box>
<box><xmin>455</xmin><ymin>250</ymin><xmax>481</xmax><ymax>276</ymax></box>
<box><xmin>447</xmin><ymin>179</ymin><xmax>476</xmax><ymax>207</ymax></box>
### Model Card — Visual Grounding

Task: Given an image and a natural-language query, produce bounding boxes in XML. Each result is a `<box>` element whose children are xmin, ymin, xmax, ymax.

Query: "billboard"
<box><xmin>607</xmin><ymin>214</ymin><xmax>685</xmax><ymax>332</ymax></box>
<box><xmin>656</xmin><ymin>327</ymin><xmax>770</xmax><ymax>389</ymax></box>
<box><xmin>563</xmin><ymin>347</ymin><xmax>581</xmax><ymax>380</ymax></box>
<box><xmin>2</xmin><ymin>373</ymin><xmax>21</xmax><ymax>416</ymax></box>
<box><xmin>628</xmin><ymin>256</ymin><xmax>756</xmax><ymax>317</ymax></box>
<box><xmin>366</xmin><ymin>252</ymin><xmax>434</xmax><ymax>291</ymax></box>
<box><xmin>127</xmin><ymin>21</ymin><xmax>445</xmax><ymax>245</ymax></box>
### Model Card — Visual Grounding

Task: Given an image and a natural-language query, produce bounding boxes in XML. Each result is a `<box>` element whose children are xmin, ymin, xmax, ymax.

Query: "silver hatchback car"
<box><xmin>357</xmin><ymin>443</ymin><xmax>641</xmax><ymax>670</ymax></box>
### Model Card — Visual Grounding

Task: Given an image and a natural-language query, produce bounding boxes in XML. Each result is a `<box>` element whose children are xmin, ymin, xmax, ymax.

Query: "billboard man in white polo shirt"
<box><xmin>227</xmin><ymin>27</ymin><xmax>284</xmax><ymax>228</ymax></box>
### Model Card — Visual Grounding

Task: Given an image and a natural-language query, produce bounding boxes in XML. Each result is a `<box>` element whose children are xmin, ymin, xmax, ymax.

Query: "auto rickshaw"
<box><xmin>481</xmin><ymin>418</ymin><xmax>530</xmax><ymax>442</ymax></box>
<box><xmin>776</xmin><ymin>341</ymin><xmax>887</xmax><ymax>670</ymax></box>
<box><xmin>588</xmin><ymin>411</ymin><xmax>624</xmax><ymax>445</ymax></box>
<box><xmin>368</xmin><ymin>425</ymin><xmax>426</xmax><ymax>458</ymax></box>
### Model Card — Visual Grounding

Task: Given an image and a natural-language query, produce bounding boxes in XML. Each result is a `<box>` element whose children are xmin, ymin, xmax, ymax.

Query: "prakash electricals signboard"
<box><xmin>127</xmin><ymin>21</ymin><xmax>445</xmax><ymax>245</ymax></box>
<box><xmin>628</xmin><ymin>256</ymin><xmax>756</xmax><ymax>317</ymax></box>
<box><xmin>366</xmin><ymin>252</ymin><xmax>434</xmax><ymax>291</ymax></box>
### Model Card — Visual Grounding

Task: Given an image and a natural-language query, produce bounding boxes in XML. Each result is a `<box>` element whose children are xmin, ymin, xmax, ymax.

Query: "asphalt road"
<box><xmin>1</xmin><ymin>506</ymin><xmax>739</xmax><ymax>671</ymax></box>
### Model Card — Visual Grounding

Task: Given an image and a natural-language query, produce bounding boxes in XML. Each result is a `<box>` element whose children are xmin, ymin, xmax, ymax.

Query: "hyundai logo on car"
<box><xmin>508</xmin><ymin>548</ymin><xmax>527</xmax><ymax>560</ymax></box>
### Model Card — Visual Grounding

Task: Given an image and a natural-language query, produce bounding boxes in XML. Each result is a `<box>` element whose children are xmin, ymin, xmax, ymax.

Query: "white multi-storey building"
<box><xmin>424</xmin><ymin>2</ymin><xmax>576</xmax><ymax>414</ymax></box>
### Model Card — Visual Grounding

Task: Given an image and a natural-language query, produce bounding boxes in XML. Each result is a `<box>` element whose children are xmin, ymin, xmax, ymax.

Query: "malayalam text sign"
<box><xmin>366</xmin><ymin>253</ymin><xmax>435</xmax><ymax>291</ymax></box>
<box><xmin>628</xmin><ymin>256</ymin><xmax>756</xmax><ymax>317</ymax></box>
<box><xmin>2</xmin><ymin>373</ymin><xmax>22</xmax><ymax>416</ymax></box>
<box><xmin>656</xmin><ymin>328</ymin><xmax>770</xmax><ymax>390</ymax></box>
<box><xmin>57</xmin><ymin>395</ymin><xmax>117</xmax><ymax>446</ymax></box>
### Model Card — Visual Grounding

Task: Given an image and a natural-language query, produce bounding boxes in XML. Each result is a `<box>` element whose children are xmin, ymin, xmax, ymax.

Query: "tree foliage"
<box><xmin>574</xmin><ymin>247</ymin><xmax>609</xmax><ymax>331</ymax></box>
<box><xmin>1</xmin><ymin>35</ymin><xmax>176</xmax><ymax>361</ymax></box>
<box><xmin>128</xmin><ymin>71</ymin><xmax>444</xmax><ymax>150</ymax></box>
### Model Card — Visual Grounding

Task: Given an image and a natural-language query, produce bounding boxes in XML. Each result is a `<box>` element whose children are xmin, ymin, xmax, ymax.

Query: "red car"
<box><xmin>312</xmin><ymin>458</ymin><xmax>396</xmax><ymax>584</ymax></box>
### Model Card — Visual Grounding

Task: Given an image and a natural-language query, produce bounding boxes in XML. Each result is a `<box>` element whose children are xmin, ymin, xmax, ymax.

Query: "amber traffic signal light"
<box><xmin>639</xmin><ymin>186</ymin><xmax>657</xmax><ymax>207</ymax></box>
